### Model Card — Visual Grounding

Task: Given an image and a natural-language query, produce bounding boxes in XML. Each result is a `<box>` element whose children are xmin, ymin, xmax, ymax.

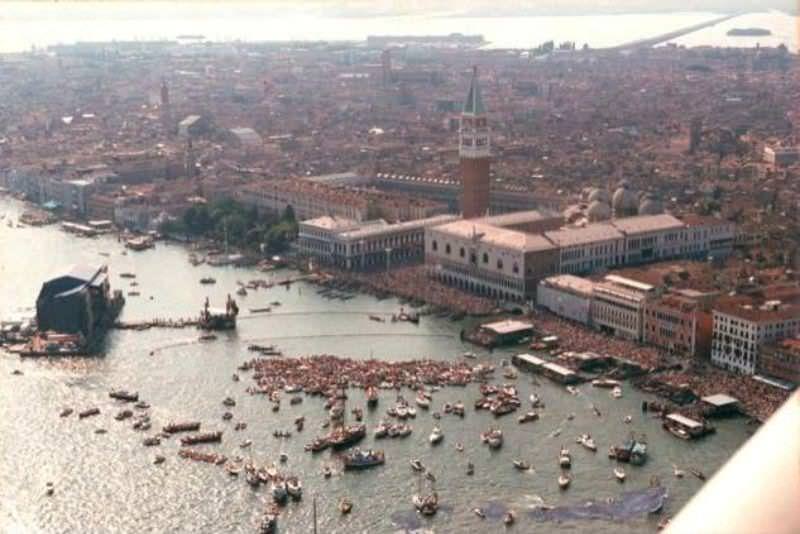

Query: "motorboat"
<box><xmin>410</xmin><ymin>459</ymin><xmax>425</xmax><ymax>472</ymax></box>
<box><xmin>429</xmin><ymin>426</ymin><xmax>444</xmax><ymax>445</ymax></box>
<box><xmin>323</xmin><ymin>465</ymin><xmax>333</xmax><ymax>478</ymax></box>
<box><xmin>611</xmin><ymin>386</ymin><xmax>623</xmax><ymax>399</ymax></box>
<box><xmin>223</xmin><ymin>397</ymin><xmax>236</xmax><ymax>407</ymax></box>
<box><xmin>577</xmin><ymin>434</ymin><xmax>597</xmax><ymax>452</ymax></box>
<box><xmin>473</xmin><ymin>508</ymin><xmax>486</xmax><ymax>519</ymax></box>
<box><xmin>412</xmin><ymin>492</ymin><xmax>439</xmax><ymax>516</ymax></box>
<box><xmin>286</xmin><ymin>477</ymin><xmax>302</xmax><ymax>500</ymax></box>
<box><xmin>558</xmin><ymin>473</ymin><xmax>571</xmax><ymax>489</ymax></box>
<box><xmin>566</xmin><ymin>385</ymin><xmax>579</xmax><ymax>396</ymax></box>
<box><xmin>452</xmin><ymin>401</ymin><xmax>465</xmax><ymax>417</ymax></box>
<box><xmin>690</xmin><ymin>468</ymin><xmax>706</xmax><ymax>481</ymax></box>
<box><xmin>271</xmin><ymin>481</ymin><xmax>288</xmax><ymax>504</ymax></box>
<box><xmin>624</xmin><ymin>415</ymin><xmax>632</xmax><ymax>424</ymax></box>
<box><xmin>529</xmin><ymin>393</ymin><xmax>543</xmax><ymax>407</ymax></box>
<box><xmin>200</xmin><ymin>277</ymin><xmax>216</xmax><ymax>285</ymax></box>
<box><xmin>279</xmin><ymin>452</ymin><xmax>288</xmax><ymax>463</ymax></box>
<box><xmin>339</xmin><ymin>498</ymin><xmax>353</xmax><ymax>514</ymax></box>
<box><xmin>153</xmin><ymin>455</ymin><xmax>166</xmax><ymax>465</ymax></box>
<box><xmin>462</xmin><ymin>351</ymin><xmax>477</xmax><ymax>359</ymax></box>
<box><xmin>614</xmin><ymin>467</ymin><xmax>626</xmax><ymax>482</ymax></box>
<box><xmin>513</xmin><ymin>459</ymin><xmax>530</xmax><ymax>471</ymax></box>
<box><xmin>366</xmin><ymin>387</ymin><xmax>379</xmax><ymax>407</ymax></box>
<box><xmin>481</xmin><ymin>428</ymin><xmax>503</xmax><ymax>449</ymax></box>
<box><xmin>455</xmin><ymin>442</ymin><xmax>464</xmax><ymax>452</ymax></box>
<box><xmin>518</xmin><ymin>411</ymin><xmax>539</xmax><ymax>424</ymax></box>
<box><xmin>503</xmin><ymin>511</ymin><xmax>515</xmax><ymax>525</ymax></box>
<box><xmin>673</xmin><ymin>464</ymin><xmax>685</xmax><ymax>478</ymax></box>
<box><xmin>415</xmin><ymin>395</ymin><xmax>430</xmax><ymax>410</ymax></box>
<box><xmin>591</xmin><ymin>378</ymin><xmax>621</xmax><ymax>388</ymax></box>
<box><xmin>240</xmin><ymin>439</ymin><xmax>252</xmax><ymax>448</ymax></box>
<box><xmin>424</xmin><ymin>471</ymin><xmax>436</xmax><ymax>483</ymax></box>
<box><xmin>374</xmin><ymin>420</ymin><xmax>390</xmax><ymax>439</ymax></box>
<box><xmin>258</xmin><ymin>508</ymin><xmax>278</xmax><ymax>534</ymax></box>
<box><xmin>343</xmin><ymin>448</ymin><xmax>385</xmax><ymax>470</ymax></box>
<box><xmin>559</xmin><ymin>447</ymin><xmax>571</xmax><ymax>468</ymax></box>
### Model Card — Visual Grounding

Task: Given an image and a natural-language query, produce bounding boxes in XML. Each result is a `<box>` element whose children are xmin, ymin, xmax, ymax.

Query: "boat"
<box><xmin>513</xmin><ymin>459</ymin><xmax>530</xmax><ymax>470</ymax></box>
<box><xmin>78</xmin><ymin>407</ymin><xmax>100</xmax><ymax>419</ymax></box>
<box><xmin>351</xmin><ymin>407</ymin><xmax>363</xmax><ymax>420</ymax></box>
<box><xmin>480</xmin><ymin>428</ymin><xmax>503</xmax><ymax>449</ymax></box>
<box><xmin>690</xmin><ymin>468</ymin><xmax>706</xmax><ymax>481</ymax></box>
<box><xmin>614</xmin><ymin>467</ymin><xmax>626</xmax><ymax>482</ymax></box>
<box><xmin>323</xmin><ymin>465</ymin><xmax>333</xmax><ymax>478</ymax></box>
<box><xmin>624</xmin><ymin>415</ymin><xmax>632</xmax><ymax>424</ymax></box>
<box><xmin>473</xmin><ymin>508</ymin><xmax>485</xmax><ymax>519</ymax></box>
<box><xmin>429</xmin><ymin>426</ymin><xmax>444</xmax><ymax>445</ymax></box>
<box><xmin>612</xmin><ymin>386</ymin><xmax>623</xmax><ymax>399</ymax></box>
<box><xmin>415</xmin><ymin>394</ymin><xmax>430</xmax><ymax>410</ymax></box>
<box><xmin>115</xmin><ymin>409</ymin><xmax>133</xmax><ymax>421</ymax></box>
<box><xmin>109</xmin><ymin>390</ymin><xmax>139</xmax><ymax>402</ymax></box>
<box><xmin>153</xmin><ymin>455</ymin><xmax>166</xmax><ymax>465</ymax></box>
<box><xmin>328</xmin><ymin>424</ymin><xmax>366</xmax><ymax>449</ymax></box>
<box><xmin>462</xmin><ymin>351</ymin><xmax>477</xmax><ymax>359</ymax></box>
<box><xmin>271</xmin><ymin>481</ymin><xmax>288</xmax><ymax>504</ymax></box>
<box><xmin>59</xmin><ymin>408</ymin><xmax>73</xmax><ymax>418</ymax></box>
<box><xmin>279</xmin><ymin>452</ymin><xmax>288</xmax><ymax>463</ymax></box>
<box><xmin>609</xmin><ymin>436</ymin><xmax>648</xmax><ymax>465</ymax></box>
<box><xmin>455</xmin><ymin>442</ymin><xmax>464</xmax><ymax>452</ymax></box>
<box><xmin>503</xmin><ymin>511</ymin><xmax>515</xmax><ymax>525</ymax></box>
<box><xmin>412</xmin><ymin>491</ymin><xmax>439</xmax><ymax>516</ymax></box>
<box><xmin>163</xmin><ymin>421</ymin><xmax>201</xmax><ymax>433</ymax></box>
<box><xmin>558</xmin><ymin>473</ymin><xmax>571</xmax><ymax>489</ymax></box>
<box><xmin>142</xmin><ymin>436</ymin><xmax>161</xmax><ymax>447</ymax></box>
<box><xmin>200</xmin><ymin>277</ymin><xmax>216</xmax><ymax>285</ymax></box>
<box><xmin>657</xmin><ymin>518</ymin><xmax>671</xmax><ymax>531</ymax></box>
<box><xmin>466</xmin><ymin>462</ymin><xmax>474</xmax><ymax>475</ymax></box>
<box><xmin>566</xmin><ymin>385</ymin><xmax>579</xmax><ymax>395</ymax></box>
<box><xmin>119</xmin><ymin>272</ymin><xmax>137</xmax><ymax>279</ymax></box>
<box><xmin>286</xmin><ymin>477</ymin><xmax>302</xmax><ymax>500</ymax></box>
<box><xmin>368</xmin><ymin>314</ymin><xmax>385</xmax><ymax>322</ymax></box>
<box><xmin>342</xmin><ymin>448</ymin><xmax>385</xmax><ymax>470</ymax></box>
<box><xmin>236</xmin><ymin>287</ymin><xmax>247</xmax><ymax>296</ymax></box>
<box><xmin>374</xmin><ymin>420</ymin><xmax>390</xmax><ymax>439</ymax></box>
<box><xmin>410</xmin><ymin>459</ymin><xmax>425</xmax><ymax>472</ymax></box>
<box><xmin>339</xmin><ymin>498</ymin><xmax>353</xmax><ymax>514</ymax></box>
<box><xmin>240</xmin><ymin>439</ymin><xmax>253</xmax><ymax>448</ymax></box>
<box><xmin>258</xmin><ymin>508</ymin><xmax>278</xmax><ymax>534</ymax></box>
<box><xmin>577</xmin><ymin>433</ymin><xmax>597</xmax><ymax>452</ymax></box>
<box><xmin>180</xmin><ymin>431</ymin><xmax>223</xmax><ymax>446</ymax></box>
<box><xmin>451</xmin><ymin>401</ymin><xmax>465</xmax><ymax>417</ymax></box>
<box><xmin>366</xmin><ymin>387</ymin><xmax>379</xmax><ymax>407</ymax></box>
<box><xmin>305</xmin><ymin>437</ymin><xmax>329</xmax><ymax>453</ymax></box>
<box><xmin>673</xmin><ymin>464</ymin><xmax>685</xmax><ymax>478</ymax></box>
<box><xmin>222</xmin><ymin>397</ymin><xmax>236</xmax><ymax>407</ymax></box>
<box><xmin>591</xmin><ymin>378</ymin><xmax>621</xmax><ymax>389</ymax></box>
<box><xmin>559</xmin><ymin>447</ymin><xmax>571</xmax><ymax>468</ymax></box>
<box><xmin>518</xmin><ymin>411</ymin><xmax>539</xmax><ymax>424</ymax></box>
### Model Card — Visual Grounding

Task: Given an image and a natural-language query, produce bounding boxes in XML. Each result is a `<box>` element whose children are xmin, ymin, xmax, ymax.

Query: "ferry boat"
<box><xmin>342</xmin><ymin>448</ymin><xmax>385</xmax><ymax>470</ymax></box>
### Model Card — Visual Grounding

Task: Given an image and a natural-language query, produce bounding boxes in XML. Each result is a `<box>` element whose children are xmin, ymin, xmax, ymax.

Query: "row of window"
<box><xmin>431</xmin><ymin>241</ymin><xmax>520</xmax><ymax>274</ymax></box>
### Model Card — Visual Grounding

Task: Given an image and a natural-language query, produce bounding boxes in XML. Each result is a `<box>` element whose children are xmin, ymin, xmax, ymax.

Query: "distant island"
<box><xmin>727</xmin><ymin>28</ymin><xmax>772</xmax><ymax>37</ymax></box>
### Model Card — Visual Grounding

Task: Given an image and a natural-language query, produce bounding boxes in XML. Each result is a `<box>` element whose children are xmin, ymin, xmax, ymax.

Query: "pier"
<box><xmin>608</xmin><ymin>14</ymin><xmax>739</xmax><ymax>51</ymax></box>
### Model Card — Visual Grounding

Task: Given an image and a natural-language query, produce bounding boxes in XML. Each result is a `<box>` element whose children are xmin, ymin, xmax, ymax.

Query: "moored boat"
<box><xmin>342</xmin><ymin>448</ymin><xmax>385</xmax><ymax>470</ymax></box>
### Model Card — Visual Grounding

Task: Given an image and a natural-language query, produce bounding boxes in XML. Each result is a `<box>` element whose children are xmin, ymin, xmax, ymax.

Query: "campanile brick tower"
<box><xmin>459</xmin><ymin>66</ymin><xmax>490</xmax><ymax>219</ymax></box>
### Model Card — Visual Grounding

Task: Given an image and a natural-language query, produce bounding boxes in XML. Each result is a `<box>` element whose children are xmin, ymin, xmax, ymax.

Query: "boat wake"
<box><xmin>528</xmin><ymin>485</ymin><xmax>668</xmax><ymax>522</ymax></box>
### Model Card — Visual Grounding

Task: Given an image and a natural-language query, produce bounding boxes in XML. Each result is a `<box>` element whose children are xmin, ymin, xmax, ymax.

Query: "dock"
<box><xmin>512</xmin><ymin>353</ymin><xmax>581</xmax><ymax>385</ymax></box>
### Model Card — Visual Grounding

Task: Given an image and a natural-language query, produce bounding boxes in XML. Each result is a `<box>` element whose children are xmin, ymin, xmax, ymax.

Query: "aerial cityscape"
<box><xmin>1</xmin><ymin>2</ymin><xmax>799</xmax><ymax>533</ymax></box>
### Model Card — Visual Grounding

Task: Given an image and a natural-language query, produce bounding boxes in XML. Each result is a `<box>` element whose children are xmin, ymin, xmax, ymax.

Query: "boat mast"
<box><xmin>312</xmin><ymin>494</ymin><xmax>318</xmax><ymax>534</ymax></box>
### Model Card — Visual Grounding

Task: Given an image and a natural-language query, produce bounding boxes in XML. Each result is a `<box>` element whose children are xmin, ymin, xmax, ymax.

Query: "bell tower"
<box><xmin>459</xmin><ymin>66</ymin><xmax>490</xmax><ymax>218</ymax></box>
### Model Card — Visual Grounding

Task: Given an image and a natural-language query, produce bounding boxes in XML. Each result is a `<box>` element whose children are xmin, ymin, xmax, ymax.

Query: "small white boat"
<box><xmin>614</xmin><ymin>467</ymin><xmax>626</xmax><ymax>482</ymax></box>
<box><xmin>415</xmin><ymin>395</ymin><xmax>430</xmax><ymax>410</ymax></box>
<box><xmin>559</xmin><ymin>447</ymin><xmax>571</xmax><ymax>468</ymax></box>
<box><xmin>611</xmin><ymin>386</ymin><xmax>623</xmax><ymax>399</ymax></box>
<box><xmin>429</xmin><ymin>426</ymin><xmax>444</xmax><ymax>445</ymax></box>
<box><xmin>455</xmin><ymin>442</ymin><xmax>464</xmax><ymax>452</ymax></box>
<box><xmin>673</xmin><ymin>464</ymin><xmax>685</xmax><ymax>478</ymax></box>
<box><xmin>513</xmin><ymin>459</ymin><xmax>530</xmax><ymax>470</ymax></box>
<box><xmin>624</xmin><ymin>415</ymin><xmax>632</xmax><ymax>424</ymax></box>
<box><xmin>503</xmin><ymin>511</ymin><xmax>515</xmax><ymax>525</ymax></box>
<box><xmin>566</xmin><ymin>385</ymin><xmax>579</xmax><ymax>396</ymax></box>
<box><xmin>240</xmin><ymin>439</ymin><xmax>252</xmax><ymax>448</ymax></box>
<box><xmin>558</xmin><ymin>474</ymin><xmax>571</xmax><ymax>489</ymax></box>
<box><xmin>473</xmin><ymin>508</ymin><xmax>486</xmax><ymax>519</ymax></box>
<box><xmin>286</xmin><ymin>477</ymin><xmax>302</xmax><ymax>499</ymax></box>
<box><xmin>577</xmin><ymin>434</ymin><xmax>597</xmax><ymax>452</ymax></box>
<box><xmin>462</xmin><ymin>352</ymin><xmax>477</xmax><ymax>359</ymax></box>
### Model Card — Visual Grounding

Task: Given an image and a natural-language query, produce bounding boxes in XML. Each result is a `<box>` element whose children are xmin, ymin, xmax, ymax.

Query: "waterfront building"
<box><xmin>297</xmin><ymin>214</ymin><xmax>458</xmax><ymax>270</ymax></box>
<box><xmin>711</xmin><ymin>286</ymin><xmax>800</xmax><ymax>375</ymax></box>
<box><xmin>459</xmin><ymin>67</ymin><xmax>491</xmax><ymax>219</ymax></box>
<box><xmin>757</xmin><ymin>339</ymin><xmax>800</xmax><ymax>386</ymax></box>
<box><xmin>591</xmin><ymin>274</ymin><xmax>655</xmax><ymax>341</ymax></box>
<box><xmin>536</xmin><ymin>274</ymin><xmax>595</xmax><ymax>325</ymax></box>
<box><xmin>36</xmin><ymin>264</ymin><xmax>114</xmax><ymax>342</ymax></box>
<box><xmin>426</xmin><ymin>218</ymin><xmax>560</xmax><ymax>302</ymax></box>
<box><xmin>643</xmin><ymin>289</ymin><xmax>715</xmax><ymax>358</ymax></box>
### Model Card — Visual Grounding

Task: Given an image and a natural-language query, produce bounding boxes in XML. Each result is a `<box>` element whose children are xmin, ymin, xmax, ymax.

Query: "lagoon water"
<box><xmin>1</xmin><ymin>3</ymin><xmax>797</xmax><ymax>53</ymax></box>
<box><xmin>0</xmin><ymin>196</ymin><xmax>753</xmax><ymax>533</ymax></box>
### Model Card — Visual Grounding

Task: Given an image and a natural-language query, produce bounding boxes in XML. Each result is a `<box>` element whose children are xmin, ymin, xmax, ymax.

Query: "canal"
<box><xmin>0</xmin><ymin>197</ymin><xmax>751</xmax><ymax>533</ymax></box>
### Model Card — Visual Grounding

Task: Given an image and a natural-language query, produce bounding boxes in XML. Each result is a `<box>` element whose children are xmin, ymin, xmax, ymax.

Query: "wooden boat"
<box><xmin>518</xmin><ymin>411</ymin><xmax>539</xmax><ymax>424</ymax></box>
<box><xmin>339</xmin><ymin>498</ymin><xmax>353</xmax><ymax>514</ymax></box>
<box><xmin>180</xmin><ymin>431</ymin><xmax>223</xmax><ymax>446</ymax></box>
<box><xmin>79</xmin><ymin>407</ymin><xmax>100</xmax><ymax>419</ymax></box>
<box><xmin>163</xmin><ymin>421</ymin><xmax>201</xmax><ymax>433</ymax></box>
<box><xmin>109</xmin><ymin>390</ymin><xmax>139</xmax><ymax>402</ymax></box>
